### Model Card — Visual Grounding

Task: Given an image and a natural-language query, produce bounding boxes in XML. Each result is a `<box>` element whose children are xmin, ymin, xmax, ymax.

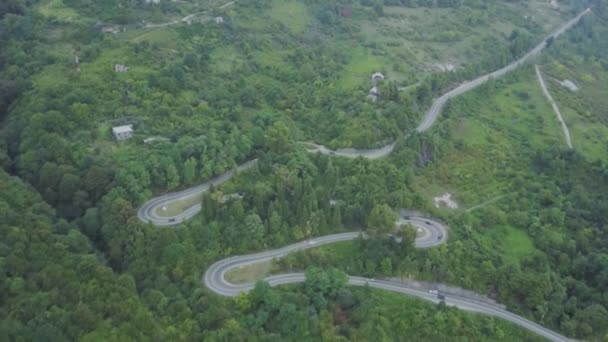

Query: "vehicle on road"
<box><xmin>168</xmin><ymin>218</ymin><xmax>176</xmax><ymax>222</ymax></box>
<box><xmin>429</xmin><ymin>289</ymin><xmax>439</xmax><ymax>295</ymax></box>
<box><xmin>438</xmin><ymin>233</ymin><xmax>443</xmax><ymax>240</ymax></box>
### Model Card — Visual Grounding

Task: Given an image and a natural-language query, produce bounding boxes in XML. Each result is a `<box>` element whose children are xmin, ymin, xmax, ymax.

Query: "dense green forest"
<box><xmin>2</xmin><ymin>0</ymin><xmax>608</xmax><ymax>340</ymax></box>
<box><xmin>0</xmin><ymin>153</ymin><xmax>545</xmax><ymax>340</ymax></box>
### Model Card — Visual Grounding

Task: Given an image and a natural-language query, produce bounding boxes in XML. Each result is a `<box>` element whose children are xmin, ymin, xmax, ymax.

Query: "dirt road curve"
<box><xmin>535</xmin><ymin>65</ymin><xmax>574</xmax><ymax>149</ymax></box>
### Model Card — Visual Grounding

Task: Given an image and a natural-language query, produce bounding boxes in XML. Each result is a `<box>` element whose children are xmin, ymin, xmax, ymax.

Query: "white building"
<box><xmin>215</xmin><ymin>17</ymin><xmax>224</xmax><ymax>24</ymax></box>
<box><xmin>101</xmin><ymin>26</ymin><xmax>120</xmax><ymax>34</ymax></box>
<box><xmin>114</xmin><ymin>64</ymin><xmax>129</xmax><ymax>73</ymax></box>
<box><xmin>559</xmin><ymin>79</ymin><xmax>579</xmax><ymax>92</ymax></box>
<box><xmin>112</xmin><ymin>125</ymin><xmax>134</xmax><ymax>141</ymax></box>
<box><xmin>371</xmin><ymin>72</ymin><xmax>385</xmax><ymax>82</ymax></box>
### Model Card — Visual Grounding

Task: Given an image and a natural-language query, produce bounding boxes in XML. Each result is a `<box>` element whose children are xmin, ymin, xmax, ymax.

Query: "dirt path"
<box><xmin>466</xmin><ymin>194</ymin><xmax>510</xmax><ymax>213</ymax></box>
<box><xmin>135</xmin><ymin>0</ymin><xmax>236</xmax><ymax>34</ymax></box>
<box><xmin>535</xmin><ymin>65</ymin><xmax>574</xmax><ymax>149</ymax></box>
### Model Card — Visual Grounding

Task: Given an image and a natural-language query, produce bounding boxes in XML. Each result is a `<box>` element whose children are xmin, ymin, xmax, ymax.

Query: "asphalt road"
<box><xmin>137</xmin><ymin>159</ymin><xmax>257</xmax><ymax>226</ymax></box>
<box><xmin>203</xmin><ymin>215</ymin><xmax>570</xmax><ymax>342</ymax></box>
<box><xmin>305</xmin><ymin>8</ymin><xmax>591</xmax><ymax>159</ymax></box>
<box><xmin>302</xmin><ymin>142</ymin><xmax>396</xmax><ymax>160</ymax></box>
<box><xmin>204</xmin><ymin>215</ymin><xmax>448</xmax><ymax>297</ymax></box>
<box><xmin>417</xmin><ymin>8</ymin><xmax>590</xmax><ymax>133</ymax></box>
<box><xmin>135</xmin><ymin>10</ymin><xmax>588</xmax><ymax>341</ymax></box>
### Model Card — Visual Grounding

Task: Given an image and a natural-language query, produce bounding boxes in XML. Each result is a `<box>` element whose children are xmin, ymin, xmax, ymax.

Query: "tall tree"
<box><xmin>367</xmin><ymin>204</ymin><xmax>396</xmax><ymax>237</ymax></box>
<box><xmin>183</xmin><ymin>157</ymin><xmax>197</xmax><ymax>185</ymax></box>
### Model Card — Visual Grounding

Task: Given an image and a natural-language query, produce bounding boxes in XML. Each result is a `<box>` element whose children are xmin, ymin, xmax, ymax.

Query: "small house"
<box><xmin>371</xmin><ymin>72</ymin><xmax>385</xmax><ymax>82</ymax></box>
<box><xmin>101</xmin><ymin>26</ymin><xmax>120</xmax><ymax>34</ymax></box>
<box><xmin>114</xmin><ymin>64</ymin><xmax>129</xmax><ymax>73</ymax></box>
<box><xmin>560</xmin><ymin>79</ymin><xmax>579</xmax><ymax>92</ymax></box>
<box><xmin>112</xmin><ymin>125</ymin><xmax>134</xmax><ymax>141</ymax></box>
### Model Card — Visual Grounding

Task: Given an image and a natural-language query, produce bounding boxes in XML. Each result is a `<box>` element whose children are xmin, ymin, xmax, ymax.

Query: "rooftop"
<box><xmin>112</xmin><ymin>125</ymin><xmax>133</xmax><ymax>134</ymax></box>
<box><xmin>372</xmin><ymin>72</ymin><xmax>385</xmax><ymax>81</ymax></box>
<box><xmin>114</xmin><ymin>64</ymin><xmax>129</xmax><ymax>73</ymax></box>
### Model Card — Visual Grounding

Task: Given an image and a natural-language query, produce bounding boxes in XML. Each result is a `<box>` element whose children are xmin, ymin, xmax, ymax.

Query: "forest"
<box><xmin>1</xmin><ymin>0</ymin><xmax>608</xmax><ymax>340</ymax></box>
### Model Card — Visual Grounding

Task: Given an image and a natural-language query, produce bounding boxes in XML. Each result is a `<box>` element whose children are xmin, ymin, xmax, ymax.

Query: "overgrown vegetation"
<box><xmin>2</xmin><ymin>0</ymin><xmax>608</xmax><ymax>340</ymax></box>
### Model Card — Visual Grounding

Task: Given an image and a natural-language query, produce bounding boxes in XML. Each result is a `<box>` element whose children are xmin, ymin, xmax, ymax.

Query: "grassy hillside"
<box><xmin>2</xmin><ymin>0</ymin><xmax>608</xmax><ymax>341</ymax></box>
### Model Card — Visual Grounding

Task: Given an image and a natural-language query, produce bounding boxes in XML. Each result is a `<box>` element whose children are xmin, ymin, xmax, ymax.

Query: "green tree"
<box><xmin>373</xmin><ymin>0</ymin><xmax>384</xmax><ymax>16</ymax></box>
<box><xmin>166</xmin><ymin>163</ymin><xmax>180</xmax><ymax>190</ymax></box>
<box><xmin>245</xmin><ymin>213</ymin><xmax>265</xmax><ymax>248</ymax></box>
<box><xmin>396</xmin><ymin>223</ymin><xmax>417</xmax><ymax>256</ymax></box>
<box><xmin>381</xmin><ymin>257</ymin><xmax>393</xmax><ymax>275</ymax></box>
<box><xmin>183</xmin><ymin>157</ymin><xmax>197</xmax><ymax>185</ymax></box>
<box><xmin>265</xmin><ymin>121</ymin><xmax>290</xmax><ymax>153</ymax></box>
<box><xmin>304</xmin><ymin>267</ymin><xmax>347</xmax><ymax>300</ymax></box>
<box><xmin>367</xmin><ymin>204</ymin><xmax>396</xmax><ymax>237</ymax></box>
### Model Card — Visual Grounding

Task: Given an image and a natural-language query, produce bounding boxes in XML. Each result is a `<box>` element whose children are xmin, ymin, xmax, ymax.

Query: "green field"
<box><xmin>155</xmin><ymin>194</ymin><xmax>201</xmax><ymax>217</ymax></box>
<box><xmin>418</xmin><ymin>70</ymin><xmax>564</xmax><ymax>206</ymax></box>
<box><xmin>338</xmin><ymin>47</ymin><xmax>387</xmax><ymax>89</ymax></box>
<box><xmin>268</xmin><ymin>0</ymin><xmax>311</xmax><ymax>33</ymax></box>
<box><xmin>224</xmin><ymin>260</ymin><xmax>273</xmax><ymax>284</ymax></box>
<box><xmin>539</xmin><ymin>60</ymin><xmax>608</xmax><ymax>161</ymax></box>
<box><xmin>210</xmin><ymin>46</ymin><xmax>242</xmax><ymax>73</ymax></box>
<box><xmin>488</xmin><ymin>226</ymin><xmax>535</xmax><ymax>264</ymax></box>
<box><xmin>37</xmin><ymin>0</ymin><xmax>80</xmax><ymax>23</ymax></box>
<box><xmin>128</xmin><ymin>28</ymin><xmax>180</xmax><ymax>47</ymax></box>
<box><xmin>356</xmin><ymin>1</ymin><xmax>568</xmax><ymax>79</ymax></box>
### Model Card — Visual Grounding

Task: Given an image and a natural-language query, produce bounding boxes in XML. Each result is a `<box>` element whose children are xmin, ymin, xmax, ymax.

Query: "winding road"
<box><xmin>134</xmin><ymin>9</ymin><xmax>591</xmax><ymax>342</ymax></box>
<box><xmin>203</xmin><ymin>215</ymin><xmax>570</xmax><ymax>342</ymax></box>
<box><xmin>305</xmin><ymin>8</ymin><xmax>590</xmax><ymax>159</ymax></box>
<box><xmin>302</xmin><ymin>142</ymin><xmax>396</xmax><ymax>160</ymax></box>
<box><xmin>137</xmin><ymin>159</ymin><xmax>258</xmax><ymax>226</ymax></box>
<box><xmin>204</xmin><ymin>214</ymin><xmax>448</xmax><ymax>297</ymax></box>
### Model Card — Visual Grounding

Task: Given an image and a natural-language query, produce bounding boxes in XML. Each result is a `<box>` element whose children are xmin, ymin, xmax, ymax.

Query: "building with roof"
<box><xmin>114</xmin><ymin>64</ymin><xmax>129</xmax><ymax>73</ymax></box>
<box><xmin>101</xmin><ymin>26</ymin><xmax>121</xmax><ymax>34</ymax></box>
<box><xmin>559</xmin><ymin>79</ymin><xmax>579</xmax><ymax>92</ymax></box>
<box><xmin>112</xmin><ymin>125</ymin><xmax>134</xmax><ymax>141</ymax></box>
<box><xmin>371</xmin><ymin>72</ymin><xmax>385</xmax><ymax>83</ymax></box>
